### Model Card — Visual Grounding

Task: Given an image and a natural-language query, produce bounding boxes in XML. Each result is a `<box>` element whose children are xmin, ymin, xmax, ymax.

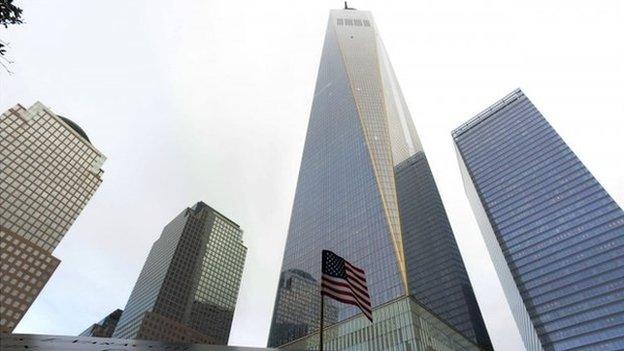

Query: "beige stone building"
<box><xmin>0</xmin><ymin>102</ymin><xmax>106</xmax><ymax>332</ymax></box>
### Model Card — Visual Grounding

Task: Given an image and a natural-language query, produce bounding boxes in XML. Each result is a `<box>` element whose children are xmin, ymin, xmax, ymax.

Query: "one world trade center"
<box><xmin>268</xmin><ymin>7</ymin><xmax>492</xmax><ymax>350</ymax></box>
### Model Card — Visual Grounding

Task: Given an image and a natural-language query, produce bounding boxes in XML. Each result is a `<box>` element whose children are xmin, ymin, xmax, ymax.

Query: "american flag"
<box><xmin>321</xmin><ymin>250</ymin><xmax>372</xmax><ymax>322</ymax></box>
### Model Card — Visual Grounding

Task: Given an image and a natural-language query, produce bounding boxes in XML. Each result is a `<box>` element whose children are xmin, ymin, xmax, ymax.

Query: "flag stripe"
<box><xmin>322</xmin><ymin>274</ymin><xmax>370</xmax><ymax>299</ymax></box>
<box><xmin>322</xmin><ymin>290</ymin><xmax>361</xmax><ymax>308</ymax></box>
<box><xmin>346</xmin><ymin>277</ymin><xmax>369</xmax><ymax>298</ymax></box>
<box><xmin>345</xmin><ymin>267</ymin><xmax>367</xmax><ymax>286</ymax></box>
<box><xmin>351</xmin><ymin>298</ymin><xmax>373</xmax><ymax>320</ymax></box>
<box><xmin>323</xmin><ymin>282</ymin><xmax>372</xmax><ymax>318</ymax></box>
<box><xmin>345</xmin><ymin>261</ymin><xmax>365</xmax><ymax>274</ymax></box>
<box><xmin>323</xmin><ymin>287</ymin><xmax>358</xmax><ymax>305</ymax></box>
<box><xmin>345</xmin><ymin>269</ymin><xmax>366</xmax><ymax>282</ymax></box>
<box><xmin>322</xmin><ymin>277</ymin><xmax>371</xmax><ymax>310</ymax></box>
<box><xmin>321</xmin><ymin>283</ymin><xmax>356</xmax><ymax>301</ymax></box>
<box><xmin>345</xmin><ymin>265</ymin><xmax>366</xmax><ymax>282</ymax></box>
<box><xmin>321</xmin><ymin>284</ymin><xmax>360</xmax><ymax>305</ymax></box>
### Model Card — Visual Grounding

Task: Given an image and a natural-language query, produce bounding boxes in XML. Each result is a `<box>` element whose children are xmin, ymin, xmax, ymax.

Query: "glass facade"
<box><xmin>268</xmin><ymin>9</ymin><xmax>490</xmax><ymax>349</ymax></box>
<box><xmin>453</xmin><ymin>89</ymin><xmax>624</xmax><ymax>351</ymax></box>
<box><xmin>112</xmin><ymin>202</ymin><xmax>247</xmax><ymax>345</ymax></box>
<box><xmin>395</xmin><ymin>152</ymin><xmax>491</xmax><ymax>348</ymax></box>
<box><xmin>282</xmin><ymin>296</ymin><xmax>481</xmax><ymax>351</ymax></box>
<box><xmin>0</xmin><ymin>102</ymin><xmax>105</xmax><ymax>333</ymax></box>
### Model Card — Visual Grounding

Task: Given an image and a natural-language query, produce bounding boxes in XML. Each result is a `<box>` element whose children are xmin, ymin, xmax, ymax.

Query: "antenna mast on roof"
<box><xmin>344</xmin><ymin>1</ymin><xmax>356</xmax><ymax>10</ymax></box>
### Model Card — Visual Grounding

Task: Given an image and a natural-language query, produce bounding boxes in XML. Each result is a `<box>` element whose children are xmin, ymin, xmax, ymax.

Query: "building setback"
<box><xmin>112</xmin><ymin>202</ymin><xmax>247</xmax><ymax>345</ymax></box>
<box><xmin>452</xmin><ymin>89</ymin><xmax>624</xmax><ymax>351</ymax></box>
<box><xmin>79</xmin><ymin>309</ymin><xmax>123</xmax><ymax>338</ymax></box>
<box><xmin>268</xmin><ymin>8</ymin><xmax>491</xmax><ymax>350</ymax></box>
<box><xmin>0</xmin><ymin>102</ymin><xmax>106</xmax><ymax>333</ymax></box>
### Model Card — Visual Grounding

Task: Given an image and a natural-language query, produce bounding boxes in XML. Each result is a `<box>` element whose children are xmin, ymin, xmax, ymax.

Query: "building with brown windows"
<box><xmin>0</xmin><ymin>102</ymin><xmax>106</xmax><ymax>332</ymax></box>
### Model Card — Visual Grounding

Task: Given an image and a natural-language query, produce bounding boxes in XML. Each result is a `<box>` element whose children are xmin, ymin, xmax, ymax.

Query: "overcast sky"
<box><xmin>2</xmin><ymin>0</ymin><xmax>623</xmax><ymax>349</ymax></box>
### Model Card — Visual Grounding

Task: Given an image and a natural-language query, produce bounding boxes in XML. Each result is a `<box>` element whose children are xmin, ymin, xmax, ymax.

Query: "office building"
<box><xmin>112</xmin><ymin>202</ymin><xmax>247</xmax><ymax>345</ymax></box>
<box><xmin>0</xmin><ymin>102</ymin><xmax>106</xmax><ymax>333</ymax></box>
<box><xmin>268</xmin><ymin>8</ymin><xmax>491</xmax><ymax>349</ymax></box>
<box><xmin>79</xmin><ymin>309</ymin><xmax>123</xmax><ymax>337</ymax></box>
<box><xmin>453</xmin><ymin>89</ymin><xmax>624</xmax><ymax>350</ymax></box>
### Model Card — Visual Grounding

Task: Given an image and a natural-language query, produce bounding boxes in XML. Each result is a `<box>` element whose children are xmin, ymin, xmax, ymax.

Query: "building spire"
<box><xmin>344</xmin><ymin>1</ymin><xmax>356</xmax><ymax>10</ymax></box>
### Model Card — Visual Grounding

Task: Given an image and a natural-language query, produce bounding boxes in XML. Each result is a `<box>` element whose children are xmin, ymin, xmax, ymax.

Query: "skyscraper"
<box><xmin>112</xmin><ymin>202</ymin><xmax>247</xmax><ymax>345</ymax></box>
<box><xmin>79</xmin><ymin>309</ymin><xmax>123</xmax><ymax>338</ymax></box>
<box><xmin>268</xmin><ymin>8</ymin><xmax>491</xmax><ymax>349</ymax></box>
<box><xmin>453</xmin><ymin>89</ymin><xmax>624</xmax><ymax>351</ymax></box>
<box><xmin>0</xmin><ymin>102</ymin><xmax>106</xmax><ymax>333</ymax></box>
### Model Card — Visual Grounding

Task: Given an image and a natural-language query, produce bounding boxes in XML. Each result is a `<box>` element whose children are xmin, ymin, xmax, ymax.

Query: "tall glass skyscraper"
<box><xmin>0</xmin><ymin>102</ymin><xmax>106</xmax><ymax>333</ymax></box>
<box><xmin>268</xmin><ymin>8</ymin><xmax>491</xmax><ymax>349</ymax></box>
<box><xmin>113</xmin><ymin>202</ymin><xmax>247</xmax><ymax>345</ymax></box>
<box><xmin>453</xmin><ymin>89</ymin><xmax>624</xmax><ymax>351</ymax></box>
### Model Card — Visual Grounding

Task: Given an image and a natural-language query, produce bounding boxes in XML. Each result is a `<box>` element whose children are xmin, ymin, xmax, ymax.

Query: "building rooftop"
<box><xmin>57</xmin><ymin>115</ymin><xmax>91</xmax><ymax>143</ymax></box>
<box><xmin>192</xmin><ymin>201</ymin><xmax>241</xmax><ymax>229</ymax></box>
<box><xmin>452</xmin><ymin>88</ymin><xmax>525</xmax><ymax>138</ymax></box>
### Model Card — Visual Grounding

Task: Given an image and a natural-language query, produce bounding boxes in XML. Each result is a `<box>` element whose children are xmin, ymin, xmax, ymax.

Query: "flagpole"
<box><xmin>319</xmin><ymin>293</ymin><xmax>324</xmax><ymax>351</ymax></box>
